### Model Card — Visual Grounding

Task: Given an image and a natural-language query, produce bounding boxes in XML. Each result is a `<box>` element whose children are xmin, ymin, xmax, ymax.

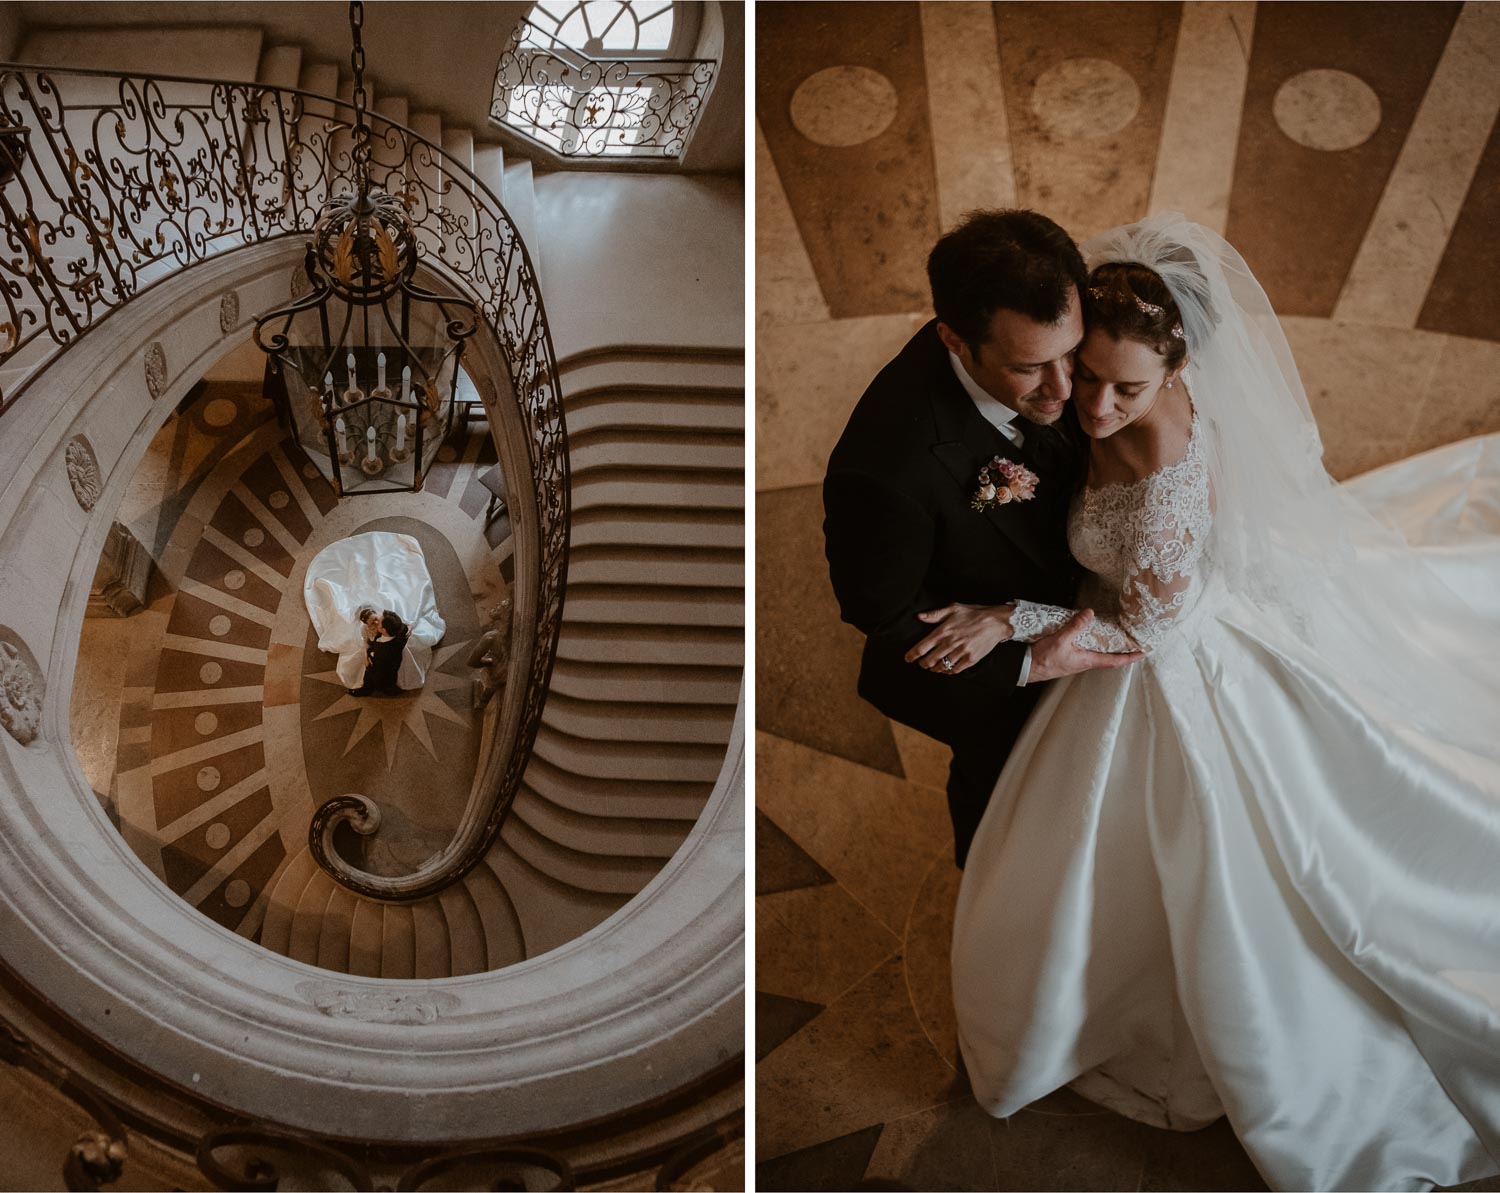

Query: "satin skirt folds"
<box><xmin>951</xmin><ymin>435</ymin><xmax>1500</xmax><ymax>1192</ymax></box>
<box><xmin>303</xmin><ymin>531</ymin><xmax>447</xmax><ymax>689</ymax></box>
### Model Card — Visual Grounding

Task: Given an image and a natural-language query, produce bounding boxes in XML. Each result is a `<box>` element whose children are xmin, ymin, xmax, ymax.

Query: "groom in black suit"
<box><xmin>824</xmin><ymin>210</ymin><xmax>1141</xmax><ymax>868</ymax></box>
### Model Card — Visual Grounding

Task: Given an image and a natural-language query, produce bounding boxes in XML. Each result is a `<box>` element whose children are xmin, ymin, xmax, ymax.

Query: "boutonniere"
<box><xmin>971</xmin><ymin>456</ymin><xmax>1039</xmax><ymax>511</ymax></box>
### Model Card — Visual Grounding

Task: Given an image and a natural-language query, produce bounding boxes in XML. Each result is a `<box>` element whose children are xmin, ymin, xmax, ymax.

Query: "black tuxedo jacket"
<box><xmin>823</xmin><ymin>321</ymin><xmax>1086</xmax><ymax>752</ymax></box>
<box><xmin>355</xmin><ymin>635</ymin><xmax>405</xmax><ymax>695</ymax></box>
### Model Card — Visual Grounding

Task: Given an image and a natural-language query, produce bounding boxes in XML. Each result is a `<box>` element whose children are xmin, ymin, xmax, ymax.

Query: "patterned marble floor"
<box><xmin>72</xmin><ymin>375</ymin><xmax>514</xmax><ymax>947</ymax></box>
<box><xmin>756</xmin><ymin>2</ymin><xmax>1500</xmax><ymax>1188</ymax></box>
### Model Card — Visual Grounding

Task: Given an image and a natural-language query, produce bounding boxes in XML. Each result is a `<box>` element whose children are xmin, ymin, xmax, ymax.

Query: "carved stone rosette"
<box><xmin>0</xmin><ymin>631</ymin><xmax>43</xmax><ymax>747</ymax></box>
<box><xmin>295</xmin><ymin>981</ymin><xmax>460</xmax><ymax>1025</ymax></box>
<box><xmin>219</xmin><ymin>290</ymin><xmax>239</xmax><ymax>333</ymax></box>
<box><xmin>143</xmin><ymin>342</ymin><xmax>167</xmax><ymax>400</ymax></box>
<box><xmin>65</xmin><ymin>434</ymin><xmax>101</xmax><ymax>511</ymax></box>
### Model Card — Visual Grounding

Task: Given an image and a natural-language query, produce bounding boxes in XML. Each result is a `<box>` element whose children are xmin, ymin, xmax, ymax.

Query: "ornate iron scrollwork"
<box><xmin>490</xmin><ymin>21</ymin><xmax>715</xmax><ymax>160</ymax></box>
<box><xmin>0</xmin><ymin>63</ymin><xmax>568</xmax><ymax>901</ymax></box>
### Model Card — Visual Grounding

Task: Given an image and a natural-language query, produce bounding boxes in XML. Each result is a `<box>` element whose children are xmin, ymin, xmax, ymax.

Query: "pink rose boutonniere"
<box><xmin>971</xmin><ymin>456</ymin><xmax>1039</xmax><ymax>512</ymax></box>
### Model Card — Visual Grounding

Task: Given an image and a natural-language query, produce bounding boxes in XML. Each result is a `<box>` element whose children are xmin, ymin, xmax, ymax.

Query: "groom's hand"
<box><xmin>906</xmin><ymin>602</ymin><xmax>1015</xmax><ymax>674</ymax></box>
<box><xmin>1027</xmin><ymin>609</ymin><xmax>1144</xmax><ymax>683</ymax></box>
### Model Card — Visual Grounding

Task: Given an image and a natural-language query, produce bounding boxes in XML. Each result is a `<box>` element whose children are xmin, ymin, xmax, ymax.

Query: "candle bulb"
<box><xmin>401</xmin><ymin>365</ymin><xmax>412</xmax><ymax>403</ymax></box>
<box><xmin>324</xmin><ymin>371</ymin><xmax>335</xmax><ymax>405</ymax></box>
<box><xmin>377</xmin><ymin>351</ymin><xmax>387</xmax><ymax>391</ymax></box>
<box><xmin>346</xmin><ymin>352</ymin><xmax>356</xmax><ymax>390</ymax></box>
<box><xmin>366</xmin><ymin>425</ymin><xmax>377</xmax><ymax>463</ymax></box>
<box><xmin>395</xmin><ymin>413</ymin><xmax>407</xmax><ymax>453</ymax></box>
<box><xmin>335</xmin><ymin>416</ymin><xmax>348</xmax><ymax>458</ymax></box>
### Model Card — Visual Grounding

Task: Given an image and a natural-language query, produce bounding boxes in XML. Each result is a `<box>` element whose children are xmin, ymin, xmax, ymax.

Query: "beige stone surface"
<box><xmin>919</xmin><ymin>1</ymin><xmax>1016</xmax><ymax>228</ymax></box>
<box><xmin>755</xmin><ymin>954</ymin><xmax>968</xmax><ymax>1160</ymax></box>
<box><xmin>756</xmin><ymin>311</ymin><xmax>928</xmax><ymax>492</ymax></box>
<box><xmin>757</xmin><ymin>881</ymin><xmax>900</xmax><ymax>1007</ymax></box>
<box><xmin>1148</xmin><ymin>2</ymin><xmax>1257</xmax><ymax>233</ymax></box>
<box><xmin>755</xmin><ymin>122</ymin><xmax>832</xmax><ymax>329</ymax></box>
<box><xmin>756</xmin><ymin>731</ymin><xmax>949</xmax><ymax>936</ymax></box>
<box><xmin>1336</xmin><ymin>1</ymin><xmax>1500</xmax><ymax>328</ymax></box>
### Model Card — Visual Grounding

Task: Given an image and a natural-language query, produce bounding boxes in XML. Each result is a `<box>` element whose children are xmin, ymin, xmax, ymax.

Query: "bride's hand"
<box><xmin>906</xmin><ymin>603</ymin><xmax>1014</xmax><ymax>674</ymax></box>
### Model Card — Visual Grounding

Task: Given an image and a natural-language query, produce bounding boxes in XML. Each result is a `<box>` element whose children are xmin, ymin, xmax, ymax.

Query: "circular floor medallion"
<box><xmin>224</xmin><ymin>880</ymin><xmax>251</xmax><ymax>908</ymax></box>
<box><xmin>1273</xmin><ymin>68</ymin><xmax>1382</xmax><ymax>151</ymax></box>
<box><xmin>269</xmin><ymin>491</ymin><xmax>289</xmax><ymax>509</ymax></box>
<box><xmin>790</xmin><ymin>66</ymin><xmax>900</xmax><ymax>147</ymax></box>
<box><xmin>208</xmin><ymin>615</ymin><xmax>232</xmax><ymax>638</ymax></box>
<box><xmin>242</xmin><ymin>529</ymin><xmax>264</xmax><ymax>548</ymax></box>
<box><xmin>194</xmin><ymin>712</ymin><xmax>218</xmax><ymax>736</ymax></box>
<box><xmin>202</xmin><ymin>397</ymin><xmax>239</xmax><ymax>428</ymax></box>
<box><xmin>200</xmin><ymin>662</ymin><xmax>223</xmax><ymax>685</ymax></box>
<box><xmin>1031</xmin><ymin>57</ymin><xmax>1141</xmax><ymax>140</ymax></box>
<box><xmin>224</xmin><ymin>570</ymin><xmax>245</xmax><ymax>591</ymax></box>
<box><xmin>205</xmin><ymin>823</ymin><xmax>231</xmax><ymax>850</ymax></box>
<box><xmin>197</xmin><ymin>766</ymin><xmax>221</xmax><ymax>792</ymax></box>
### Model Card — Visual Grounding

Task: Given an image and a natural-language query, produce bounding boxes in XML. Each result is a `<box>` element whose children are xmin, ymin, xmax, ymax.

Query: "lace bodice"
<box><xmin>1011</xmin><ymin>417</ymin><xmax>1213</xmax><ymax>652</ymax></box>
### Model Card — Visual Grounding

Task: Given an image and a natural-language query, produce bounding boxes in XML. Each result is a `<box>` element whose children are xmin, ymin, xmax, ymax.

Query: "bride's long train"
<box><xmin>952</xmin><ymin>433</ymin><xmax>1500</xmax><ymax>1192</ymax></box>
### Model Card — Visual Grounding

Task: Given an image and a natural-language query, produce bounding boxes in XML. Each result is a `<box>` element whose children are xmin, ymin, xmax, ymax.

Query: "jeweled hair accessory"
<box><xmin>1087</xmin><ymin>285</ymin><xmax>1185</xmax><ymax>339</ymax></box>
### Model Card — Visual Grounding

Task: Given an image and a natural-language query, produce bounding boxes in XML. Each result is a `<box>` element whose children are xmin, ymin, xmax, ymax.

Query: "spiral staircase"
<box><xmin>0</xmin><ymin>6</ymin><xmax>743</xmax><ymax>1190</ymax></box>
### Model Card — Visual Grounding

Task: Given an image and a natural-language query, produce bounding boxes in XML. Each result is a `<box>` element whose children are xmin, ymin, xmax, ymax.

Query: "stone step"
<box><xmin>562</xmin><ymin>584</ymin><xmax>743</xmax><ymax>627</ymax></box>
<box><xmin>542</xmin><ymin>691</ymin><xmax>736</xmax><ymax>745</ymax></box>
<box><xmin>501</xmin><ymin>812</ymin><xmax>668</xmax><ymax>896</ymax></box>
<box><xmin>548</xmin><ymin>658</ymin><xmax>742</xmax><ymax>704</ymax></box>
<box><xmin>557</xmin><ymin>621</ymin><xmax>742</xmax><ymax>667</ymax></box>
<box><xmin>571</xmin><ymin>468</ymin><xmax>743</xmax><ymax>511</ymax></box>
<box><xmin>569</xmin><ymin>507</ymin><xmax>744</xmax><ymax>551</ymax></box>
<box><xmin>509</xmin><ymin>784</ymin><xmax>696</xmax><ymax>860</ymax></box>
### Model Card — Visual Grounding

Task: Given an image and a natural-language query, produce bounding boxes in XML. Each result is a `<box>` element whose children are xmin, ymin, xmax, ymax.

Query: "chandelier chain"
<box><xmin>348</xmin><ymin>0</ymin><xmax>370</xmax><ymax>184</ymax></box>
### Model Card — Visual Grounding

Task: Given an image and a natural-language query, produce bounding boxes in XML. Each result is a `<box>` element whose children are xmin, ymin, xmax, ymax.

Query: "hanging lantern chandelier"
<box><xmin>253</xmin><ymin>0</ymin><xmax>479</xmax><ymax>496</ymax></box>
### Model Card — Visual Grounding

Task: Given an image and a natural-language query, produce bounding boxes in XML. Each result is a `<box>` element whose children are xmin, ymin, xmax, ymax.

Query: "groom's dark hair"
<box><xmin>928</xmin><ymin>210</ymin><xmax>1087</xmax><ymax>350</ymax></box>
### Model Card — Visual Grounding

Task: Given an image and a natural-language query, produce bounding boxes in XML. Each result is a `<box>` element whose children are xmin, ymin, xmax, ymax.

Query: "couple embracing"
<box><xmin>824</xmin><ymin>210</ymin><xmax>1500</xmax><ymax>1190</ymax></box>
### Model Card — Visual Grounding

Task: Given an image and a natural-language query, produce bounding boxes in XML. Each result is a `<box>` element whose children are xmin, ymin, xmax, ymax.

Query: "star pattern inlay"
<box><xmin>305</xmin><ymin>641</ymin><xmax>473</xmax><ymax>768</ymax></box>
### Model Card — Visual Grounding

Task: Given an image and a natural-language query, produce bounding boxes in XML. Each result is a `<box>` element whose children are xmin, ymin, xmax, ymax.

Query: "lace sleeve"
<box><xmin>1009</xmin><ymin>446</ymin><xmax>1213</xmax><ymax>654</ymax></box>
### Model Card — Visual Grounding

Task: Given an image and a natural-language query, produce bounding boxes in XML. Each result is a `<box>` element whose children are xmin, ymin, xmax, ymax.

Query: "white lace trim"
<box><xmin>1021</xmin><ymin>416</ymin><xmax>1213</xmax><ymax>653</ymax></box>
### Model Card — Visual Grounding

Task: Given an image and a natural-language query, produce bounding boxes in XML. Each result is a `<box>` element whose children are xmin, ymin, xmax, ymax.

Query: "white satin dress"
<box><xmin>951</xmin><ymin>425</ymin><xmax>1500</xmax><ymax>1191</ymax></box>
<box><xmin>303</xmin><ymin>531</ymin><xmax>446</xmax><ymax>690</ymax></box>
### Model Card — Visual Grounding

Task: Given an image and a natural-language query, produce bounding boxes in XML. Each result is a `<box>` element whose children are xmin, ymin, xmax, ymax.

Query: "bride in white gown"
<box><xmin>950</xmin><ymin>214</ymin><xmax>1500</xmax><ymax>1191</ymax></box>
<box><xmin>303</xmin><ymin>530</ymin><xmax>446</xmax><ymax>690</ymax></box>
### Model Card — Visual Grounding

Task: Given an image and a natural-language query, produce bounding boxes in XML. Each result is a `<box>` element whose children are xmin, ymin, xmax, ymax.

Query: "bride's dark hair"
<box><xmin>380</xmin><ymin>610</ymin><xmax>408</xmax><ymax>640</ymax></box>
<box><xmin>1082</xmin><ymin>261</ymin><xmax>1190</xmax><ymax>371</ymax></box>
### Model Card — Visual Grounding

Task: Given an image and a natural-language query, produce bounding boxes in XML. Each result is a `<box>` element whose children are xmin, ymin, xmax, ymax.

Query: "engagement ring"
<box><xmin>941</xmin><ymin>656</ymin><xmax>954</xmax><ymax>671</ymax></box>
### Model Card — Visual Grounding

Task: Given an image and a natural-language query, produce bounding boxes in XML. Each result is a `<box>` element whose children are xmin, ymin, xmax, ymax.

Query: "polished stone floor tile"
<box><xmin>757</xmin><ymin>2</ymin><xmax>940</xmax><ymax>319</ymax></box>
<box><xmin>757</xmin><ymin>807</ymin><xmax>835</xmax><ymax>896</ymax></box>
<box><xmin>756</xmin><ymin>485</ymin><xmax>904</xmax><ymax>777</ymax></box>
<box><xmin>863</xmin><ymin>1099</ymin><xmax>1000</xmax><ymax>1191</ymax></box>
<box><xmin>1137</xmin><ymin>1116</ymin><xmax>1267</xmax><ymax>1191</ymax></box>
<box><xmin>1226</xmin><ymin>2</ymin><xmax>1460</xmax><ymax>316</ymax></box>
<box><xmin>1420</xmin><ymin>112</ymin><xmax>1500</xmax><ymax>345</ymax></box>
<box><xmin>902</xmin><ymin>856</ymin><xmax>962</xmax><ymax>1072</ymax></box>
<box><xmin>994</xmin><ymin>1</ymin><xmax>1181</xmax><ymax>242</ymax></box>
<box><xmin>755</xmin><ymin>121</ymin><xmax>831</xmax><ymax>329</ymax></box>
<box><xmin>987</xmin><ymin>1102</ymin><xmax>1155</xmax><ymax>1192</ymax></box>
<box><xmin>757</xmin><ymin>732</ymin><xmax>951</xmax><ymax>936</ymax></box>
<box><xmin>757</xmin><ymin>1124</ymin><xmax>886</xmax><ymax>1192</ymax></box>
<box><xmin>757</xmin><ymin>954</ymin><xmax>967</xmax><ymax>1160</ymax></box>
<box><xmin>1278</xmin><ymin>317</ymin><xmax>1444</xmax><ymax>480</ymax></box>
<box><xmin>756</xmin><ymin>312</ymin><xmax>929</xmax><ymax>493</ymax></box>
<box><xmin>758</xmin><ymin>880</ymin><xmax>900</xmax><ymax>1007</ymax></box>
<box><xmin>757</xmin><ymin>991</ymin><xmax>826</xmax><ymax>1064</ymax></box>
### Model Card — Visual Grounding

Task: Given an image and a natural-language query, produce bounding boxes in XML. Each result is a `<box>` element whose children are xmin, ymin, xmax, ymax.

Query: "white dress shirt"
<box><xmin>950</xmin><ymin>350</ymin><xmax>1024</xmax><ymax>447</ymax></box>
<box><xmin>948</xmin><ymin>351</ymin><xmax>1033</xmax><ymax>687</ymax></box>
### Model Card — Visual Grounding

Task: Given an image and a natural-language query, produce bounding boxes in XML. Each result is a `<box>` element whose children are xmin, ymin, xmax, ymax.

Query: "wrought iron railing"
<box><xmin>0</xmin><ymin>64</ymin><xmax>567</xmax><ymax>902</ymax></box>
<box><xmin>490</xmin><ymin>21</ymin><xmax>715</xmax><ymax>160</ymax></box>
<box><xmin>0</xmin><ymin>1006</ymin><xmax>744</xmax><ymax>1192</ymax></box>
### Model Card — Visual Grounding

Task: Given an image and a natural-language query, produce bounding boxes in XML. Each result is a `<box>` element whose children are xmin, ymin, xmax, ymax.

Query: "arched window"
<box><xmin>530</xmin><ymin>1</ymin><xmax>678</xmax><ymax>57</ymax></box>
<box><xmin>490</xmin><ymin>1</ymin><xmax>717</xmax><ymax>161</ymax></box>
